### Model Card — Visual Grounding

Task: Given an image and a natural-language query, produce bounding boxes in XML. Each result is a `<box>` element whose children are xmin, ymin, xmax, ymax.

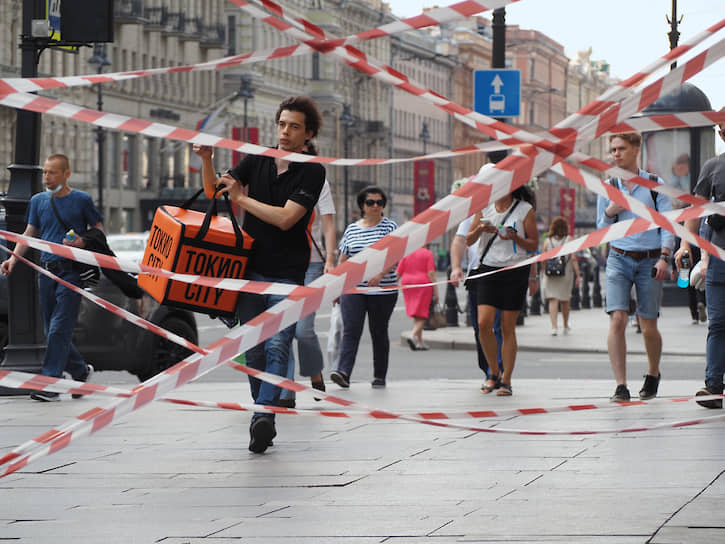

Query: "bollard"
<box><xmin>445</xmin><ymin>281</ymin><xmax>460</xmax><ymax>327</ymax></box>
<box><xmin>580</xmin><ymin>260</ymin><xmax>591</xmax><ymax>309</ymax></box>
<box><xmin>570</xmin><ymin>280</ymin><xmax>581</xmax><ymax>310</ymax></box>
<box><xmin>592</xmin><ymin>265</ymin><xmax>603</xmax><ymax>308</ymax></box>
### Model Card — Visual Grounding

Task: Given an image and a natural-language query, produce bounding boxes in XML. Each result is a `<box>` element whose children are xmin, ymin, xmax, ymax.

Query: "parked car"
<box><xmin>0</xmin><ymin>272</ymin><xmax>198</xmax><ymax>382</ymax></box>
<box><xmin>106</xmin><ymin>232</ymin><xmax>150</xmax><ymax>264</ymax></box>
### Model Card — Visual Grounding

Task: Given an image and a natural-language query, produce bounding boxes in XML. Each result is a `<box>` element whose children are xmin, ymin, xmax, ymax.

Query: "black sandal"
<box><xmin>481</xmin><ymin>375</ymin><xmax>502</xmax><ymax>394</ymax></box>
<box><xmin>496</xmin><ymin>383</ymin><xmax>512</xmax><ymax>396</ymax></box>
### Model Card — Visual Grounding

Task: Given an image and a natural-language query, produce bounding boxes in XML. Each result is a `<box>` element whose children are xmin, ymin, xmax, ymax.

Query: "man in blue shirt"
<box><xmin>0</xmin><ymin>154</ymin><xmax>103</xmax><ymax>401</ymax></box>
<box><xmin>597</xmin><ymin>132</ymin><xmax>673</xmax><ymax>402</ymax></box>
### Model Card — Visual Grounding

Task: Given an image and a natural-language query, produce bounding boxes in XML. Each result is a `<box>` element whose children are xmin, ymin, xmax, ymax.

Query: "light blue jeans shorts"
<box><xmin>605</xmin><ymin>250</ymin><xmax>663</xmax><ymax>320</ymax></box>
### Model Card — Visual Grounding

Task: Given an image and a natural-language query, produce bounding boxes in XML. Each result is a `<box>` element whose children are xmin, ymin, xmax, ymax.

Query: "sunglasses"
<box><xmin>364</xmin><ymin>199</ymin><xmax>384</xmax><ymax>207</ymax></box>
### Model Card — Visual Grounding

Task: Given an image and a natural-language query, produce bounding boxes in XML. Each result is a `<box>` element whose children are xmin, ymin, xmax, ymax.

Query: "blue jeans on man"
<box><xmin>705</xmin><ymin>257</ymin><xmax>725</xmax><ymax>394</ymax></box>
<box><xmin>38</xmin><ymin>266</ymin><xmax>88</xmax><ymax>380</ymax></box>
<box><xmin>280</xmin><ymin>261</ymin><xmax>325</xmax><ymax>403</ymax></box>
<box><xmin>236</xmin><ymin>271</ymin><xmax>297</xmax><ymax>421</ymax></box>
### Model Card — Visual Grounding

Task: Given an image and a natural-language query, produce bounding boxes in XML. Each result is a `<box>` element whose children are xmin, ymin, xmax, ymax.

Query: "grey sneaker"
<box><xmin>639</xmin><ymin>373</ymin><xmax>660</xmax><ymax>400</ymax></box>
<box><xmin>610</xmin><ymin>384</ymin><xmax>631</xmax><ymax>402</ymax></box>
<box><xmin>72</xmin><ymin>364</ymin><xmax>94</xmax><ymax>399</ymax></box>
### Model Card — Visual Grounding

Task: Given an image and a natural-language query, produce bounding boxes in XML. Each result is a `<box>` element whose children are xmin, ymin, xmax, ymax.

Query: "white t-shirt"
<box><xmin>309</xmin><ymin>179</ymin><xmax>336</xmax><ymax>263</ymax></box>
<box><xmin>477</xmin><ymin>198</ymin><xmax>533</xmax><ymax>267</ymax></box>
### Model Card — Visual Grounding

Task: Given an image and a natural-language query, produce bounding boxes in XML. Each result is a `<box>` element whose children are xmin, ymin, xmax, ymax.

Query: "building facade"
<box><xmin>1</xmin><ymin>0</ymin><xmax>228</xmax><ymax>233</ymax></box>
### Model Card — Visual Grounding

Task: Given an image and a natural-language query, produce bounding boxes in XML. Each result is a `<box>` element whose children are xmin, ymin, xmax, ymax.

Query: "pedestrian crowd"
<box><xmin>7</xmin><ymin>98</ymin><xmax>725</xmax><ymax>455</ymax></box>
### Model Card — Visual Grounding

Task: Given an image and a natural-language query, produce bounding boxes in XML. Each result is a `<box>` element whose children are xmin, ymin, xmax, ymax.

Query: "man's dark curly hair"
<box><xmin>275</xmin><ymin>96</ymin><xmax>322</xmax><ymax>139</ymax></box>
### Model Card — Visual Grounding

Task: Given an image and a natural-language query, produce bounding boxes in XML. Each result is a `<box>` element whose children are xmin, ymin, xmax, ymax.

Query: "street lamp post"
<box><xmin>419</xmin><ymin>121</ymin><xmax>430</xmax><ymax>155</ymax></box>
<box><xmin>87</xmin><ymin>44</ymin><xmax>111</xmax><ymax>215</ymax></box>
<box><xmin>340</xmin><ymin>104</ymin><xmax>356</xmax><ymax>224</ymax></box>
<box><xmin>237</xmin><ymin>74</ymin><xmax>254</xmax><ymax>140</ymax></box>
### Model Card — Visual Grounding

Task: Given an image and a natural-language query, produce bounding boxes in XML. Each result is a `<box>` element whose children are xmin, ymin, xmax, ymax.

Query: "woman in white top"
<box><xmin>541</xmin><ymin>216</ymin><xmax>581</xmax><ymax>336</ymax></box>
<box><xmin>466</xmin><ymin>186</ymin><xmax>539</xmax><ymax>396</ymax></box>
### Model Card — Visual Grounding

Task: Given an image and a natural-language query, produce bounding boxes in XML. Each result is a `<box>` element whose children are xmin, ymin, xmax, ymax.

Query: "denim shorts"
<box><xmin>605</xmin><ymin>250</ymin><xmax>663</xmax><ymax>319</ymax></box>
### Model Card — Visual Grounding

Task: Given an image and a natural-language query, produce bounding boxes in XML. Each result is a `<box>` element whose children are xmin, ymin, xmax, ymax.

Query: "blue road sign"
<box><xmin>474</xmin><ymin>69</ymin><xmax>521</xmax><ymax>118</ymax></box>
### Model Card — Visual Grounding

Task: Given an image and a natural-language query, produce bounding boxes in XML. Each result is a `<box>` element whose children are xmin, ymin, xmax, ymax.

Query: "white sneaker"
<box><xmin>563</xmin><ymin>327</ymin><xmax>570</xmax><ymax>335</ymax></box>
<box><xmin>551</xmin><ymin>328</ymin><xmax>558</xmax><ymax>336</ymax></box>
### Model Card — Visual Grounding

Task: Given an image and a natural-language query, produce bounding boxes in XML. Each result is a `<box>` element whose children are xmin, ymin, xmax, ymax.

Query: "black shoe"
<box><xmin>371</xmin><ymin>378</ymin><xmax>386</xmax><ymax>388</ymax></box>
<box><xmin>610</xmin><ymin>384</ymin><xmax>631</xmax><ymax>402</ymax></box>
<box><xmin>311</xmin><ymin>379</ymin><xmax>326</xmax><ymax>401</ymax></box>
<box><xmin>639</xmin><ymin>373</ymin><xmax>660</xmax><ymax>400</ymax></box>
<box><xmin>406</xmin><ymin>337</ymin><xmax>417</xmax><ymax>351</ymax></box>
<box><xmin>330</xmin><ymin>371</ymin><xmax>350</xmax><ymax>388</ymax></box>
<box><xmin>696</xmin><ymin>387</ymin><xmax>723</xmax><ymax>409</ymax></box>
<box><xmin>277</xmin><ymin>398</ymin><xmax>296</xmax><ymax>409</ymax></box>
<box><xmin>72</xmin><ymin>364</ymin><xmax>94</xmax><ymax>399</ymax></box>
<box><xmin>30</xmin><ymin>391</ymin><xmax>60</xmax><ymax>402</ymax></box>
<box><xmin>248</xmin><ymin>417</ymin><xmax>276</xmax><ymax>454</ymax></box>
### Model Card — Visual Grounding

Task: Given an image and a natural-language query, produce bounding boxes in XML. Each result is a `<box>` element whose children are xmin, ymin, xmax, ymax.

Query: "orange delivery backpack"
<box><xmin>138</xmin><ymin>188</ymin><xmax>254</xmax><ymax>317</ymax></box>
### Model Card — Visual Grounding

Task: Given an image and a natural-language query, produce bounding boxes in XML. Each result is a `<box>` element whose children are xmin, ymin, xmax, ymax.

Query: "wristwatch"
<box><xmin>659</xmin><ymin>253</ymin><xmax>670</xmax><ymax>264</ymax></box>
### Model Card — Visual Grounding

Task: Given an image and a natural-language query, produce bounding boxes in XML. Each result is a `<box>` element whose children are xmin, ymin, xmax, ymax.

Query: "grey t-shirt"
<box><xmin>693</xmin><ymin>153</ymin><xmax>725</xmax><ymax>250</ymax></box>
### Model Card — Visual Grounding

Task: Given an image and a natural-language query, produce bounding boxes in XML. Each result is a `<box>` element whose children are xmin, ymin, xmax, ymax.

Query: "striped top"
<box><xmin>339</xmin><ymin>217</ymin><xmax>398</xmax><ymax>290</ymax></box>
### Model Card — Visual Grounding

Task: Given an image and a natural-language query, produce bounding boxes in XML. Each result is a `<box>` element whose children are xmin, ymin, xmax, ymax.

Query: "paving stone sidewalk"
<box><xmin>2</xmin><ymin>377</ymin><xmax>724</xmax><ymax>543</ymax></box>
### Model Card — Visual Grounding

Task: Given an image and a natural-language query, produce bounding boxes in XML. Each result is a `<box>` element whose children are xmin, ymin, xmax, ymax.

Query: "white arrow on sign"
<box><xmin>491</xmin><ymin>74</ymin><xmax>504</xmax><ymax>94</ymax></box>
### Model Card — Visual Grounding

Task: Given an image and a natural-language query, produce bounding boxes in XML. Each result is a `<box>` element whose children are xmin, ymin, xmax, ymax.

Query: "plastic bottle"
<box><xmin>65</xmin><ymin>229</ymin><xmax>76</xmax><ymax>242</ymax></box>
<box><xmin>677</xmin><ymin>251</ymin><xmax>691</xmax><ymax>288</ymax></box>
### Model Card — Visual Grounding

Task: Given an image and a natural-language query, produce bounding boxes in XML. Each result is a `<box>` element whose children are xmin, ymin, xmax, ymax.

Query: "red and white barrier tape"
<box><xmin>0</xmin><ymin>245</ymin><xmax>208</xmax><ymax>355</ymax></box>
<box><xmin>6</xmin><ymin>366</ymin><xmax>725</xmax><ymax>437</ymax></box>
<box><xmin>2</xmin><ymin>4</ymin><xmax>723</xmax><ymax>476</ymax></box>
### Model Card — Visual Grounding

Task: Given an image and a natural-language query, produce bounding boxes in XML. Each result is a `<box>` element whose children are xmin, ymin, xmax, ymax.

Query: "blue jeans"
<box><xmin>467</xmin><ymin>285</ymin><xmax>503</xmax><ymax>376</ymax></box>
<box><xmin>705</xmin><ymin>257</ymin><xmax>725</xmax><ymax>393</ymax></box>
<box><xmin>280</xmin><ymin>261</ymin><xmax>325</xmax><ymax>401</ymax></box>
<box><xmin>605</xmin><ymin>251</ymin><xmax>663</xmax><ymax>319</ymax></box>
<box><xmin>337</xmin><ymin>292</ymin><xmax>398</xmax><ymax>380</ymax></box>
<box><xmin>38</xmin><ymin>267</ymin><xmax>88</xmax><ymax>379</ymax></box>
<box><xmin>236</xmin><ymin>271</ymin><xmax>297</xmax><ymax>420</ymax></box>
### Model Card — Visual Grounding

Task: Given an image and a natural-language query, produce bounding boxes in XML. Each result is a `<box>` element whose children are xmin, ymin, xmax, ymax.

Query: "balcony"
<box><xmin>200</xmin><ymin>24</ymin><xmax>225</xmax><ymax>47</ymax></box>
<box><xmin>144</xmin><ymin>6</ymin><xmax>168</xmax><ymax>27</ymax></box>
<box><xmin>115</xmin><ymin>0</ymin><xmax>144</xmax><ymax>22</ymax></box>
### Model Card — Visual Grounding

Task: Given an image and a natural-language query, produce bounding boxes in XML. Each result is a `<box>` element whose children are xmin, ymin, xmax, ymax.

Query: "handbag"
<box><xmin>49</xmin><ymin>197</ymin><xmax>101</xmax><ymax>288</ymax></box>
<box><xmin>544</xmin><ymin>236</ymin><xmax>568</xmax><ymax>277</ymax></box>
<box><xmin>425</xmin><ymin>300</ymin><xmax>447</xmax><ymax>330</ymax></box>
<box><xmin>544</xmin><ymin>256</ymin><xmax>567</xmax><ymax>277</ymax></box>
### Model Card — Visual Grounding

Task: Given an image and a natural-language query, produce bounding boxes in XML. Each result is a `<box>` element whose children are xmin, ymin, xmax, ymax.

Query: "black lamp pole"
<box><xmin>667</xmin><ymin>0</ymin><xmax>681</xmax><ymax>70</ymax></box>
<box><xmin>1</xmin><ymin>0</ymin><xmax>47</xmax><ymax>376</ymax></box>
<box><xmin>88</xmin><ymin>44</ymin><xmax>111</xmax><ymax>215</ymax></box>
<box><xmin>237</xmin><ymin>74</ymin><xmax>254</xmax><ymax>140</ymax></box>
<box><xmin>419</xmin><ymin>122</ymin><xmax>430</xmax><ymax>155</ymax></box>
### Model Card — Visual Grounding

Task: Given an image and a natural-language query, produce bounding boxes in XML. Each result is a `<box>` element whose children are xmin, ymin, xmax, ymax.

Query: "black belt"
<box><xmin>611</xmin><ymin>247</ymin><xmax>660</xmax><ymax>260</ymax></box>
<box><xmin>42</xmin><ymin>260</ymin><xmax>74</xmax><ymax>272</ymax></box>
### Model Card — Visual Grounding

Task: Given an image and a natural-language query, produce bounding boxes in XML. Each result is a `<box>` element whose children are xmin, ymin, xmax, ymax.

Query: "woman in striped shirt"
<box><xmin>330</xmin><ymin>186</ymin><xmax>398</xmax><ymax>389</ymax></box>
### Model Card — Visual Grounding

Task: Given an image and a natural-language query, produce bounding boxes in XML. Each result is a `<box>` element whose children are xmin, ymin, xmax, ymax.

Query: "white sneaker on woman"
<box><xmin>551</xmin><ymin>328</ymin><xmax>558</xmax><ymax>336</ymax></box>
<box><xmin>563</xmin><ymin>327</ymin><xmax>570</xmax><ymax>335</ymax></box>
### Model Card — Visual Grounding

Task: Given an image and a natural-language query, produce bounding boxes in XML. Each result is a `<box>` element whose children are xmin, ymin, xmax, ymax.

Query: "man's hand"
<box><xmin>62</xmin><ymin>236</ymin><xmax>85</xmax><ymax>248</ymax></box>
<box><xmin>606</xmin><ymin>202</ymin><xmax>625</xmax><ymax>218</ymax></box>
<box><xmin>216</xmin><ymin>171</ymin><xmax>244</xmax><ymax>201</ymax></box>
<box><xmin>652</xmin><ymin>257</ymin><xmax>669</xmax><ymax>281</ymax></box>
<box><xmin>192</xmin><ymin>144</ymin><xmax>213</xmax><ymax>159</ymax></box>
<box><xmin>1</xmin><ymin>258</ymin><xmax>15</xmax><ymax>276</ymax></box>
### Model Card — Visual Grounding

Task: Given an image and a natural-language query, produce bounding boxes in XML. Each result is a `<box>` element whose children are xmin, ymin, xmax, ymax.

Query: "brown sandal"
<box><xmin>481</xmin><ymin>375</ymin><xmax>502</xmax><ymax>394</ymax></box>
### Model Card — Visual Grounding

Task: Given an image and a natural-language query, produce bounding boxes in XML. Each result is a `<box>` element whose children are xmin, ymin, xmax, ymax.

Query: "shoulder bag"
<box><xmin>49</xmin><ymin>197</ymin><xmax>101</xmax><ymax>288</ymax></box>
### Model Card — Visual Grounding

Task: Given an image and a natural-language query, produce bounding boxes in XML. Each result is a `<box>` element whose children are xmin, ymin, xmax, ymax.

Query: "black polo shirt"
<box><xmin>229</xmin><ymin>154</ymin><xmax>325</xmax><ymax>284</ymax></box>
